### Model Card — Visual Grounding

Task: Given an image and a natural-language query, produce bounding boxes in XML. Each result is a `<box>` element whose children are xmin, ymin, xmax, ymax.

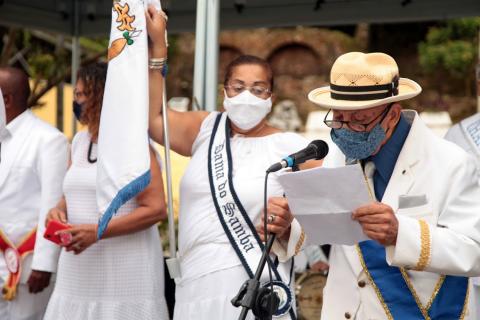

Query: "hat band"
<box><xmin>330</xmin><ymin>78</ymin><xmax>399</xmax><ymax>101</ymax></box>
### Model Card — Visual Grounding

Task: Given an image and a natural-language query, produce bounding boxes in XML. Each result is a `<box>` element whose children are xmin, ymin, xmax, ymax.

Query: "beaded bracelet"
<box><xmin>148</xmin><ymin>57</ymin><xmax>168</xmax><ymax>77</ymax></box>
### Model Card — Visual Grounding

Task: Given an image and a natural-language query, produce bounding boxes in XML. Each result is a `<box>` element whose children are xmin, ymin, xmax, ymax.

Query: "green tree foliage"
<box><xmin>418</xmin><ymin>18</ymin><xmax>479</xmax><ymax>95</ymax></box>
<box><xmin>0</xmin><ymin>27</ymin><xmax>107</xmax><ymax>108</ymax></box>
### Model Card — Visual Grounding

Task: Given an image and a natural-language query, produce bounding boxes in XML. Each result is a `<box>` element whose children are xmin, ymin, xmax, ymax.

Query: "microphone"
<box><xmin>267</xmin><ymin>140</ymin><xmax>329</xmax><ymax>173</ymax></box>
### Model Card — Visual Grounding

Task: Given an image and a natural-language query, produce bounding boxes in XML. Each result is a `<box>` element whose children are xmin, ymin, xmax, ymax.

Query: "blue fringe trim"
<box><xmin>97</xmin><ymin>170</ymin><xmax>151</xmax><ymax>239</ymax></box>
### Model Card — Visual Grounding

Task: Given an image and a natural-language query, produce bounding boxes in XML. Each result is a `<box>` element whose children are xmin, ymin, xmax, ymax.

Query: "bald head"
<box><xmin>0</xmin><ymin>67</ymin><xmax>31</xmax><ymax>123</ymax></box>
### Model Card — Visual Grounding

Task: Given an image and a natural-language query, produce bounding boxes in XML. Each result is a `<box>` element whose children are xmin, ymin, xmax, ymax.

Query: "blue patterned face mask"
<box><xmin>331</xmin><ymin>123</ymin><xmax>386</xmax><ymax>160</ymax></box>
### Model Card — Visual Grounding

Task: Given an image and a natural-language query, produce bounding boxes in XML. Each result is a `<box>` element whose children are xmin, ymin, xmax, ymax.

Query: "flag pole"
<box><xmin>162</xmin><ymin>79</ymin><xmax>178</xmax><ymax>268</ymax></box>
<box><xmin>159</xmin><ymin>4</ymin><xmax>180</xmax><ymax>277</ymax></box>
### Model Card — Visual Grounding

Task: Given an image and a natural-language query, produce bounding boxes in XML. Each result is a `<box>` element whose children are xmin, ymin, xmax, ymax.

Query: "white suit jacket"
<box><xmin>321</xmin><ymin>110</ymin><xmax>480</xmax><ymax>319</ymax></box>
<box><xmin>0</xmin><ymin>110</ymin><xmax>68</xmax><ymax>283</ymax></box>
<box><xmin>444</xmin><ymin>113</ymin><xmax>480</xmax><ymax>173</ymax></box>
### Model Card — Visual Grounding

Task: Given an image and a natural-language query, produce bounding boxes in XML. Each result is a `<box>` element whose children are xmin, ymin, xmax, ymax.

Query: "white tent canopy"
<box><xmin>1</xmin><ymin>0</ymin><xmax>479</xmax><ymax>36</ymax></box>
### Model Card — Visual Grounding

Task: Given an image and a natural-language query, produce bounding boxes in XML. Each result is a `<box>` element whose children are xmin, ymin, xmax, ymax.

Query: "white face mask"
<box><xmin>223</xmin><ymin>90</ymin><xmax>272</xmax><ymax>131</ymax></box>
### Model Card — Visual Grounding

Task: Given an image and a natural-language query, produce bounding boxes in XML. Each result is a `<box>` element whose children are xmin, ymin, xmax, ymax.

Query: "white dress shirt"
<box><xmin>0</xmin><ymin>109</ymin><xmax>68</xmax><ymax>282</ymax></box>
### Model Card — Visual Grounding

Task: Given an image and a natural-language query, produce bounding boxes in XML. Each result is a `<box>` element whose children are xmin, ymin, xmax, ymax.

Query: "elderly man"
<box><xmin>0</xmin><ymin>67</ymin><xmax>68</xmax><ymax>320</ymax></box>
<box><xmin>271</xmin><ymin>52</ymin><xmax>480</xmax><ymax>319</ymax></box>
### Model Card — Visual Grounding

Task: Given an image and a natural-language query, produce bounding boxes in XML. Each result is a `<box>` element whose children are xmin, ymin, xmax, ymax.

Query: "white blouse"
<box><xmin>178</xmin><ymin>112</ymin><xmax>309</xmax><ymax>283</ymax></box>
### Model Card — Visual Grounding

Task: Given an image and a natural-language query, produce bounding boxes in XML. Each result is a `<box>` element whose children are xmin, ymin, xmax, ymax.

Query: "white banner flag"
<box><xmin>96</xmin><ymin>0</ymin><xmax>161</xmax><ymax>238</ymax></box>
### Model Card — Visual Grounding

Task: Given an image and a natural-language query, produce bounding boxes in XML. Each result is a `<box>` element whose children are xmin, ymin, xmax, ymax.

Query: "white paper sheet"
<box><xmin>278</xmin><ymin>164</ymin><xmax>371</xmax><ymax>245</ymax></box>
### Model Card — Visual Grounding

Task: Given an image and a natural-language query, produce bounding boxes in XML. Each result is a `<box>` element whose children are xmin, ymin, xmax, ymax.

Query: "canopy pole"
<box><xmin>162</xmin><ymin>78</ymin><xmax>178</xmax><ymax>266</ymax></box>
<box><xmin>56</xmin><ymin>35</ymin><xmax>65</xmax><ymax>132</ymax></box>
<box><xmin>204</xmin><ymin>0</ymin><xmax>220</xmax><ymax>112</ymax></box>
<box><xmin>71</xmin><ymin>0</ymin><xmax>81</xmax><ymax>136</ymax></box>
<box><xmin>193</xmin><ymin>0</ymin><xmax>207</xmax><ymax>110</ymax></box>
<box><xmin>71</xmin><ymin>37</ymin><xmax>80</xmax><ymax>135</ymax></box>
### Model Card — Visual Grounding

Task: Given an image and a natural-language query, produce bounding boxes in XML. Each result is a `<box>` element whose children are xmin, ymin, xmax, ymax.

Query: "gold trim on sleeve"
<box><xmin>414</xmin><ymin>219</ymin><xmax>431</xmax><ymax>271</ymax></box>
<box><xmin>294</xmin><ymin>229</ymin><xmax>306</xmax><ymax>256</ymax></box>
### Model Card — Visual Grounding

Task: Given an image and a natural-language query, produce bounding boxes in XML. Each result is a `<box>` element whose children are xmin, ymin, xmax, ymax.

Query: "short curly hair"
<box><xmin>77</xmin><ymin>62</ymin><xmax>108</xmax><ymax>140</ymax></box>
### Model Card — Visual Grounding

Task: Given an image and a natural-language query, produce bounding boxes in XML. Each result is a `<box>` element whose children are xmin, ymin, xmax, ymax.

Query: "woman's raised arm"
<box><xmin>146</xmin><ymin>5</ymin><xmax>208</xmax><ymax>157</ymax></box>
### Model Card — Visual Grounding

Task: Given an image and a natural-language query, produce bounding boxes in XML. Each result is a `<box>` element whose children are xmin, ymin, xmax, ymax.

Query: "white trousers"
<box><xmin>0</xmin><ymin>282</ymin><xmax>53</xmax><ymax>320</ymax></box>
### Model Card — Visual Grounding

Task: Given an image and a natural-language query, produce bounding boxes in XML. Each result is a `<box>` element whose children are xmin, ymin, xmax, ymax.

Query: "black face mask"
<box><xmin>73</xmin><ymin>101</ymin><xmax>84</xmax><ymax>121</ymax></box>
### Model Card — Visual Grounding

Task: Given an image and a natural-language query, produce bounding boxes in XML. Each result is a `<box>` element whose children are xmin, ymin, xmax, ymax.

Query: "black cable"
<box><xmin>87</xmin><ymin>141</ymin><xmax>97</xmax><ymax>163</ymax></box>
<box><xmin>263</xmin><ymin>172</ymin><xmax>275</xmax><ymax>316</ymax></box>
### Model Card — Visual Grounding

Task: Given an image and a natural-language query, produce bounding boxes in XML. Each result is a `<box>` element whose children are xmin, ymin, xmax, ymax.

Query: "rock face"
<box><xmin>167</xmin><ymin>27</ymin><xmax>359</xmax><ymax>123</ymax></box>
<box><xmin>167</xmin><ymin>26</ymin><xmax>478</xmax><ymax>127</ymax></box>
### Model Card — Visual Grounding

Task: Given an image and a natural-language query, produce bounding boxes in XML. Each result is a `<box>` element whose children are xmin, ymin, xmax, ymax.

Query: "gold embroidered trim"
<box><xmin>414</xmin><ymin>219</ymin><xmax>431</xmax><ymax>271</ymax></box>
<box><xmin>362</xmin><ymin>167</ymin><xmax>375</xmax><ymax>201</ymax></box>
<box><xmin>358</xmin><ymin>165</ymin><xmax>394</xmax><ymax>319</ymax></box>
<box><xmin>425</xmin><ymin>275</ymin><xmax>446</xmax><ymax>311</ymax></box>
<box><xmin>359</xmin><ymin>164</ymin><xmax>467</xmax><ymax>320</ymax></box>
<box><xmin>400</xmin><ymin>268</ymin><xmax>431</xmax><ymax>319</ymax></box>
<box><xmin>356</xmin><ymin>245</ymin><xmax>394</xmax><ymax>320</ymax></box>
<box><xmin>460</xmin><ymin>279</ymin><xmax>470</xmax><ymax>320</ymax></box>
<box><xmin>295</xmin><ymin>230</ymin><xmax>306</xmax><ymax>255</ymax></box>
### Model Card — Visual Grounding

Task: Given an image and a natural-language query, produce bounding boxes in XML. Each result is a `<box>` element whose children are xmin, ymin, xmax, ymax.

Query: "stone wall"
<box><xmin>167</xmin><ymin>27</ymin><xmax>360</xmax><ymax>126</ymax></box>
<box><xmin>166</xmin><ymin>25</ymin><xmax>478</xmax><ymax>127</ymax></box>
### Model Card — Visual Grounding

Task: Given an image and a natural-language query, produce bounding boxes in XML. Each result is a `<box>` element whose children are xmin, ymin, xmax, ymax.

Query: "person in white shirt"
<box><xmin>0</xmin><ymin>67</ymin><xmax>68</xmax><ymax>320</ymax></box>
<box><xmin>294</xmin><ymin>245</ymin><xmax>329</xmax><ymax>274</ymax></box>
<box><xmin>444</xmin><ymin>112</ymin><xmax>480</xmax><ymax>320</ymax></box>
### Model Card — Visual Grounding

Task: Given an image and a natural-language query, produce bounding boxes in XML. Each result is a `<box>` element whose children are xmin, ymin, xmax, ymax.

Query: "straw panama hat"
<box><xmin>308</xmin><ymin>52</ymin><xmax>422</xmax><ymax>110</ymax></box>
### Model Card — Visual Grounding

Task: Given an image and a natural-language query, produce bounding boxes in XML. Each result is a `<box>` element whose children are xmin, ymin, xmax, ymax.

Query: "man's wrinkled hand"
<box><xmin>352</xmin><ymin>202</ymin><xmax>398</xmax><ymax>246</ymax></box>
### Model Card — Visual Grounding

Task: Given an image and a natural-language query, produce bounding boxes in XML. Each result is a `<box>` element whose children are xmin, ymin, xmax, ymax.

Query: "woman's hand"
<box><xmin>61</xmin><ymin>224</ymin><xmax>98</xmax><ymax>255</ymax></box>
<box><xmin>45</xmin><ymin>207</ymin><xmax>67</xmax><ymax>226</ymax></box>
<box><xmin>145</xmin><ymin>4</ymin><xmax>167</xmax><ymax>56</ymax></box>
<box><xmin>256</xmin><ymin>197</ymin><xmax>294</xmax><ymax>242</ymax></box>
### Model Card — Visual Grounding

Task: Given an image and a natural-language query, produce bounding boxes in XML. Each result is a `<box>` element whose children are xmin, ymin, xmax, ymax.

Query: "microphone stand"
<box><xmin>232</xmin><ymin>235</ymin><xmax>279</xmax><ymax>320</ymax></box>
<box><xmin>232</xmin><ymin>166</ymin><xmax>300</xmax><ymax>320</ymax></box>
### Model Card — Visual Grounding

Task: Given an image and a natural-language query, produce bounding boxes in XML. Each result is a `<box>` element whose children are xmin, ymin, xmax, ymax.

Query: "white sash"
<box><xmin>207</xmin><ymin>113</ymin><xmax>295</xmax><ymax>318</ymax></box>
<box><xmin>0</xmin><ymin>111</ymin><xmax>35</xmax><ymax>189</ymax></box>
<box><xmin>460</xmin><ymin>113</ymin><xmax>480</xmax><ymax>158</ymax></box>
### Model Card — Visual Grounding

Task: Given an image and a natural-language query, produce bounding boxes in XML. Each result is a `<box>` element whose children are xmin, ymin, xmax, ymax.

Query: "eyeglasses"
<box><xmin>225</xmin><ymin>83</ymin><xmax>271</xmax><ymax>98</ymax></box>
<box><xmin>324</xmin><ymin>103</ymin><xmax>393</xmax><ymax>132</ymax></box>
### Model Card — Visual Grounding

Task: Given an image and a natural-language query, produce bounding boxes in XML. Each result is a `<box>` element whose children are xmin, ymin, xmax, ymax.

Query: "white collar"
<box><xmin>5</xmin><ymin>109</ymin><xmax>30</xmax><ymax>138</ymax></box>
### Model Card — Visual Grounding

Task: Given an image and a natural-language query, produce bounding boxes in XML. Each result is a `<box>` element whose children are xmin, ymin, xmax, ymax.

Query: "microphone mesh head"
<box><xmin>309</xmin><ymin>140</ymin><xmax>329</xmax><ymax>159</ymax></box>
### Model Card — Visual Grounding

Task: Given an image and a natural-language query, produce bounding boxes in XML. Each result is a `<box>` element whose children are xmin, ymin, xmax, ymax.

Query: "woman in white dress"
<box><xmin>43</xmin><ymin>62</ymin><xmax>169</xmax><ymax>320</ymax></box>
<box><xmin>147</xmin><ymin>8</ymin><xmax>320</xmax><ymax>319</ymax></box>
